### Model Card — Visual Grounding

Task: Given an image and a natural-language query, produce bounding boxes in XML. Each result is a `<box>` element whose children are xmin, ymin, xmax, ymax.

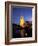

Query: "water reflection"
<box><xmin>12</xmin><ymin>24</ymin><xmax>32</xmax><ymax>38</ymax></box>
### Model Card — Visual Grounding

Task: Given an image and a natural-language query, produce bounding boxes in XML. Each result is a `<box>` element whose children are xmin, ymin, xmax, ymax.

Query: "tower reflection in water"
<box><xmin>12</xmin><ymin>16</ymin><xmax>32</xmax><ymax>38</ymax></box>
<box><xmin>20</xmin><ymin>16</ymin><xmax>26</xmax><ymax>37</ymax></box>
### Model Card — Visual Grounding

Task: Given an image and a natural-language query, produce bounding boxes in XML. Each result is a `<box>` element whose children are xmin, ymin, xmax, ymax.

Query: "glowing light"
<box><xmin>20</xmin><ymin>16</ymin><xmax>25</xmax><ymax>28</ymax></box>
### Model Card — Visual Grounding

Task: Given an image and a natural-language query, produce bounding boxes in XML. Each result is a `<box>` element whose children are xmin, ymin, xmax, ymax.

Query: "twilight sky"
<box><xmin>11</xmin><ymin>6</ymin><xmax>32</xmax><ymax>24</ymax></box>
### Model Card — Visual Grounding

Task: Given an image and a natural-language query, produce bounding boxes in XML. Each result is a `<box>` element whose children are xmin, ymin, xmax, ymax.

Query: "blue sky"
<box><xmin>11</xmin><ymin>6</ymin><xmax>32</xmax><ymax>24</ymax></box>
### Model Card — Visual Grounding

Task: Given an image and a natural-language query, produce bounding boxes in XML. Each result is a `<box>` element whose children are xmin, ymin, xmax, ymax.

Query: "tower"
<box><xmin>20</xmin><ymin>16</ymin><xmax>25</xmax><ymax>28</ymax></box>
<box><xmin>20</xmin><ymin>16</ymin><xmax>25</xmax><ymax>37</ymax></box>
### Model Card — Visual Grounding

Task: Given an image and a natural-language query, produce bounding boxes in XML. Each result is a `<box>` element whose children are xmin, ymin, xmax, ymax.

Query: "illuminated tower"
<box><xmin>20</xmin><ymin>16</ymin><xmax>25</xmax><ymax>28</ymax></box>
<box><xmin>20</xmin><ymin>16</ymin><xmax>25</xmax><ymax>37</ymax></box>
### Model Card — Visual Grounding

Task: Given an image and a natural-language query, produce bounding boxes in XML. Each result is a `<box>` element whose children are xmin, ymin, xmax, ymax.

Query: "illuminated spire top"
<box><xmin>20</xmin><ymin>16</ymin><xmax>25</xmax><ymax>27</ymax></box>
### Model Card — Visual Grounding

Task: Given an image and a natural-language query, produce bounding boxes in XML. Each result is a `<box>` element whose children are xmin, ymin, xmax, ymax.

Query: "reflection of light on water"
<box><xmin>25</xmin><ymin>33</ymin><xmax>27</xmax><ymax>36</ymax></box>
<box><xmin>20</xmin><ymin>29</ymin><xmax>24</xmax><ymax>37</ymax></box>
